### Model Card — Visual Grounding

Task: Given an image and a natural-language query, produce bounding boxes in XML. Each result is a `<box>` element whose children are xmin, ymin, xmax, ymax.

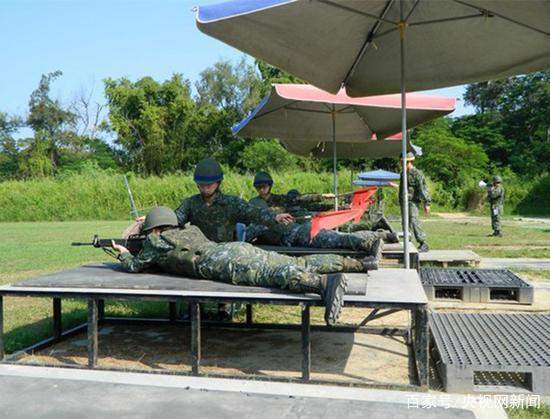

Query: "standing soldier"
<box><xmin>484</xmin><ymin>175</ymin><xmax>505</xmax><ymax>237</ymax></box>
<box><xmin>113</xmin><ymin>207</ymin><xmax>368</xmax><ymax>326</ymax></box>
<box><xmin>396</xmin><ymin>152</ymin><xmax>431</xmax><ymax>252</ymax></box>
<box><xmin>175</xmin><ymin>160</ymin><xmax>294</xmax><ymax>242</ymax></box>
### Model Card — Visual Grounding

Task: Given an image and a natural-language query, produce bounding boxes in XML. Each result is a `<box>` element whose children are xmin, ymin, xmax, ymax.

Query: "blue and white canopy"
<box><xmin>357</xmin><ymin>169</ymin><xmax>401</xmax><ymax>181</ymax></box>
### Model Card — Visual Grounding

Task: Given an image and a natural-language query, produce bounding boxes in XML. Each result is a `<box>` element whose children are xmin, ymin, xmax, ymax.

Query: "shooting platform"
<box><xmin>0</xmin><ymin>263</ymin><xmax>429</xmax><ymax>390</ymax></box>
<box><xmin>430</xmin><ymin>312</ymin><xmax>550</xmax><ymax>395</ymax></box>
<box><xmin>420</xmin><ymin>268</ymin><xmax>533</xmax><ymax>304</ymax></box>
<box><xmin>419</xmin><ymin>250</ymin><xmax>481</xmax><ymax>268</ymax></box>
<box><xmin>258</xmin><ymin>242</ymin><xmax>420</xmax><ymax>269</ymax></box>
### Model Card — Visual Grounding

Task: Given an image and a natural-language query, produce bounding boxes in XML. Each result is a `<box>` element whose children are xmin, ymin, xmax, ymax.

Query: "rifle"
<box><xmin>72</xmin><ymin>235</ymin><xmax>145</xmax><ymax>258</ymax></box>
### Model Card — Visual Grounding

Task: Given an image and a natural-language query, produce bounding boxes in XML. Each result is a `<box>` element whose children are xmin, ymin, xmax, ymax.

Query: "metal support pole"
<box><xmin>301</xmin><ymin>303</ymin><xmax>311</xmax><ymax>380</ymax></box>
<box><xmin>87</xmin><ymin>299</ymin><xmax>98</xmax><ymax>368</ymax></box>
<box><xmin>332</xmin><ymin>105</ymin><xmax>338</xmax><ymax>210</ymax></box>
<box><xmin>191</xmin><ymin>301</ymin><xmax>201</xmax><ymax>375</ymax></box>
<box><xmin>0</xmin><ymin>296</ymin><xmax>4</xmax><ymax>360</ymax></box>
<box><xmin>400</xmin><ymin>0</ymin><xmax>410</xmax><ymax>269</ymax></box>
<box><xmin>414</xmin><ymin>307</ymin><xmax>429</xmax><ymax>387</ymax></box>
<box><xmin>245</xmin><ymin>304</ymin><xmax>253</xmax><ymax>325</ymax></box>
<box><xmin>53</xmin><ymin>298</ymin><xmax>62</xmax><ymax>339</ymax></box>
<box><xmin>97</xmin><ymin>299</ymin><xmax>105</xmax><ymax>321</ymax></box>
<box><xmin>169</xmin><ymin>302</ymin><xmax>177</xmax><ymax>322</ymax></box>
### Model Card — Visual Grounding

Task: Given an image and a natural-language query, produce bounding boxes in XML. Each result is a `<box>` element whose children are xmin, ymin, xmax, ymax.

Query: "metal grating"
<box><xmin>420</xmin><ymin>268</ymin><xmax>530</xmax><ymax>288</ymax></box>
<box><xmin>430</xmin><ymin>313</ymin><xmax>550</xmax><ymax>367</ymax></box>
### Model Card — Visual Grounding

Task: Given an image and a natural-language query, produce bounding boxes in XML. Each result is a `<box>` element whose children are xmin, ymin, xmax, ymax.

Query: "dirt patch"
<box><xmin>20</xmin><ymin>323</ymin><xmax>412</xmax><ymax>385</ymax></box>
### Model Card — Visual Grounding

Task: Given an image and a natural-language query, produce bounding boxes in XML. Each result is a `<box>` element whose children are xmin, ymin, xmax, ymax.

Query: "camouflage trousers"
<box><xmin>402</xmin><ymin>202</ymin><xmax>427</xmax><ymax>245</ymax></box>
<box><xmin>195</xmin><ymin>242</ymin><xmax>363</xmax><ymax>290</ymax></box>
<box><xmin>285</xmin><ymin>223</ymin><xmax>381</xmax><ymax>255</ymax></box>
<box><xmin>491</xmin><ymin>205</ymin><xmax>503</xmax><ymax>233</ymax></box>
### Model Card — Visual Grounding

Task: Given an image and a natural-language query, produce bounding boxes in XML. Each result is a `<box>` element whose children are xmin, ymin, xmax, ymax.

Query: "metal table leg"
<box><xmin>191</xmin><ymin>301</ymin><xmax>201</xmax><ymax>375</ymax></box>
<box><xmin>53</xmin><ymin>298</ymin><xmax>62</xmax><ymax>339</ymax></box>
<box><xmin>98</xmin><ymin>299</ymin><xmax>105</xmax><ymax>321</ymax></box>
<box><xmin>246</xmin><ymin>304</ymin><xmax>253</xmax><ymax>325</ymax></box>
<box><xmin>414</xmin><ymin>306</ymin><xmax>429</xmax><ymax>387</ymax></box>
<box><xmin>301</xmin><ymin>303</ymin><xmax>311</xmax><ymax>381</ymax></box>
<box><xmin>169</xmin><ymin>302</ymin><xmax>177</xmax><ymax>322</ymax></box>
<box><xmin>0</xmin><ymin>296</ymin><xmax>4</xmax><ymax>360</ymax></box>
<box><xmin>87</xmin><ymin>299</ymin><xmax>98</xmax><ymax>368</ymax></box>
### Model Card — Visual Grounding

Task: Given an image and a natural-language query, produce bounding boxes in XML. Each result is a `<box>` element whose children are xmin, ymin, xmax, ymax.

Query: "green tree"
<box><xmin>27</xmin><ymin>71</ymin><xmax>77</xmax><ymax>169</ymax></box>
<box><xmin>462</xmin><ymin>71</ymin><xmax>549</xmax><ymax>176</ymax></box>
<box><xmin>239</xmin><ymin>139</ymin><xmax>298</xmax><ymax>172</ymax></box>
<box><xmin>0</xmin><ymin>112</ymin><xmax>22</xmax><ymax>179</ymax></box>
<box><xmin>411</xmin><ymin>119</ymin><xmax>489</xmax><ymax>205</ymax></box>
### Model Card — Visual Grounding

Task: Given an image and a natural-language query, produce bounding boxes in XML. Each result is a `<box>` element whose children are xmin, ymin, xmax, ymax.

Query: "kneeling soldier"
<box><xmin>113</xmin><ymin>207</ymin><xmax>373</xmax><ymax>326</ymax></box>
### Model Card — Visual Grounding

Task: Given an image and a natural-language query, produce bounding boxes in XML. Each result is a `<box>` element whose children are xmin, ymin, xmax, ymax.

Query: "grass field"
<box><xmin>0</xmin><ymin>216</ymin><xmax>548</xmax><ymax>414</ymax></box>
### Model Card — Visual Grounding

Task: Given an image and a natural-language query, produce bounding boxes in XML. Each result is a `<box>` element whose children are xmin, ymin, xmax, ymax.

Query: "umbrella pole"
<box><xmin>400</xmin><ymin>1</ymin><xmax>410</xmax><ymax>269</ymax></box>
<box><xmin>332</xmin><ymin>105</ymin><xmax>338</xmax><ymax>210</ymax></box>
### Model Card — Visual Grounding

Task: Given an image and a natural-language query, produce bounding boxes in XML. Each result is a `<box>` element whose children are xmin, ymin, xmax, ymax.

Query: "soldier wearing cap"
<box><xmin>175</xmin><ymin>159</ymin><xmax>294</xmax><ymax>243</ymax></box>
<box><xmin>113</xmin><ymin>206</ymin><xmax>371</xmax><ymax>326</ymax></box>
<box><xmin>486</xmin><ymin>175</ymin><xmax>505</xmax><ymax>237</ymax></box>
<box><xmin>397</xmin><ymin>152</ymin><xmax>431</xmax><ymax>252</ymax></box>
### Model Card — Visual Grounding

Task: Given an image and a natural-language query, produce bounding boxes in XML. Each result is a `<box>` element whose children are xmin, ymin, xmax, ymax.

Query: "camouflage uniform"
<box><xmin>399</xmin><ymin>166</ymin><xmax>430</xmax><ymax>246</ymax></box>
<box><xmin>487</xmin><ymin>184</ymin><xmax>505</xmax><ymax>235</ymax></box>
<box><xmin>250</xmin><ymin>192</ymin><xmax>332</xmax><ymax>218</ymax></box>
<box><xmin>119</xmin><ymin>226</ymin><xmax>364</xmax><ymax>289</ymax></box>
<box><xmin>245</xmin><ymin>221</ymin><xmax>381</xmax><ymax>255</ymax></box>
<box><xmin>175</xmin><ymin>191</ymin><xmax>278</xmax><ymax>243</ymax></box>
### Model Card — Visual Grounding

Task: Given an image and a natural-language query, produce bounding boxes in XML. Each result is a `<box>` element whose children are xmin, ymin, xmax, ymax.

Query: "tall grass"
<box><xmin>0</xmin><ymin>168</ymin><xmax>359</xmax><ymax>221</ymax></box>
<box><xmin>0</xmin><ymin>168</ymin><xmax>546</xmax><ymax>221</ymax></box>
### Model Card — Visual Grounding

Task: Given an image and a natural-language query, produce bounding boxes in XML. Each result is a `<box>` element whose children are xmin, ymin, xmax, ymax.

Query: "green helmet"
<box><xmin>142</xmin><ymin>206</ymin><xmax>178</xmax><ymax>232</ymax></box>
<box><xmin>287</xmin><ymin>189</ymin><xmax>301</xmax><ymax>200</ymax></box>
<box><xmin>194</xmin><ymin>158</ymin><xmax>223</xmax><ymax>184</ymax></box>
<box><xmin>253</xmin><ymin>171</ymin><xmax>273</xmax><ymax>187</ymax></box>
<box><xmin>493</xmin><ymin>175</ymin><xmax>502</xmax><ymax>183</ymax></box>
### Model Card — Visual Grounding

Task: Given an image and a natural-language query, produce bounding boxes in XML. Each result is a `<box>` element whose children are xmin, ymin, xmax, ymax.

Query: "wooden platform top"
<box><xmin>0</xmin><ymin>263</ymin><xmax>427</xmax><ymax>306</ymax></box>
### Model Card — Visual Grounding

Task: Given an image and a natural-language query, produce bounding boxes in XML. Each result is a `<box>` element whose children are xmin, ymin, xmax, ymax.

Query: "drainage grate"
<box><xmin>430</xmin><ymin>312</ymin><xmax>550</xmax><ymax>394</ymax></box>
<box><xmin>420</xmin><ymin>268</ymin><xmax>529</xmax><ymax>287</ymax></box>
<box><xmin>419</xmin><ymin>268</ymin><xmax>533</xmax><ymax>304</ymax></box>
<box><xmin>474</xmin><ymin>371</ymin><xmax>532</xmax><ymax>391</ymax></box>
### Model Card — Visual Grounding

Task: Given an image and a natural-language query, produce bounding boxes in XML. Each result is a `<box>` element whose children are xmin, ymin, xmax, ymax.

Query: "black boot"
<box><xmin>320</xmin><ymin>273</ymin><xmax>349</xmax><ymax>326</ymax></box>
<box><xmin>418</xmin><ymin>242</ymin><xmax>429</xmax><ymax>253</ymax></box>
<box><xmin>370</xmin><ymin>238</ymin><xmax>383</xmax><ymax>261</ymax></box>
<box><xmin>362</xmin><ymin>256</ymin><xmax>379</xmax><ymax>271</ymax></box>
<box><xmin>377</xmin><ymin>229</ymin><xmax>399</xmax><ymax>244</ymax></box>
<box><xmin>376</xmin><ymin>216</ymin><xmax>396</xmax><ymax>235</ymax></box>
<box><xmin>292</xmin><ymin>273</ymin><xmax>349</xmax><ymax>326</ymax></box>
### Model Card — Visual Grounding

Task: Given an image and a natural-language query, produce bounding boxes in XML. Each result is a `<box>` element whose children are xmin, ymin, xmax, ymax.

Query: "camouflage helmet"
<box><xmin>287</xmin><ymin>189</ymin><xmax>301</xmax><ymax>200</ymax></box>
<box><xmin>194</xmin><ymin>158</ymin><xmax>223</xmax><ymax>184</ymax></box>
<box><xmin>142</xmin><ymin>206</ymin><xmax>178</xmax><ymax>232</ymax></box>
<box><xmin>493</xmin><ymin>175</ymin><xmax>502</xmax><ymax>183</ymax></box>
<box><xmin>253</xmin><ymin>171</ymin><xmax>273</xmax><ymax>187</ymax></box>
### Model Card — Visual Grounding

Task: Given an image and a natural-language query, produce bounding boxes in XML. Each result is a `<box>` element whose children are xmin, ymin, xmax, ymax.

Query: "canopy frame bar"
<box><xmin>341</xmin><ymin>0</ymin><xmax>395</xmax><ymax>86</ymax></box>
<box><xmin>453</xmin><ymin>0</ymin><xmax>550</xmax><ymax>36</ymax></box>
<box><xmin>318</xmin><ymin>0</ymin><xmax>397</xmax><ymax>26</ymax></box>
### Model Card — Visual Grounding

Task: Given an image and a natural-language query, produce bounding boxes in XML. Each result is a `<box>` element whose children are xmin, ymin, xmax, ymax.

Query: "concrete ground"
<box><xmin>0</xmin><ymin>365</ymin><xmax>506</xmax><ymax>419</ymax></box>
<box><xmin>480</xmin><ymin>258</ymin><xmax>550</xmax><ymax>270</ymax></box>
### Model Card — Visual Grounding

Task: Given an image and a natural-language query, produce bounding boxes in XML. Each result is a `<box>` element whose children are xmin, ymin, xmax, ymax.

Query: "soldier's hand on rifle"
<box><xmin>424</xmin><ymin>205</ymin><xmax>431</xmax><ymax>215</ymax></box>
<box><xmin>276</xmin><ymin>213</ymin><xmax>295</xmax><ymax>225</ymax></box>
<box><xmin>321</xmin><ymin>193</ymin><xmax>336</xmax><ymax>199</ymax></box>
<box><xmin>135</xmin><ymin>216</ymin><xmax>146</xmax><ymax>222</ymax></box>
<box><xmin>388</xmin><ymin>182</ymin><xmax>398</xmax><ymax>188</ymax></box>
<box><xmin>111</xmin><ymin>240</ymin><xmax>130</xmax><ymax>255</ymax></box>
